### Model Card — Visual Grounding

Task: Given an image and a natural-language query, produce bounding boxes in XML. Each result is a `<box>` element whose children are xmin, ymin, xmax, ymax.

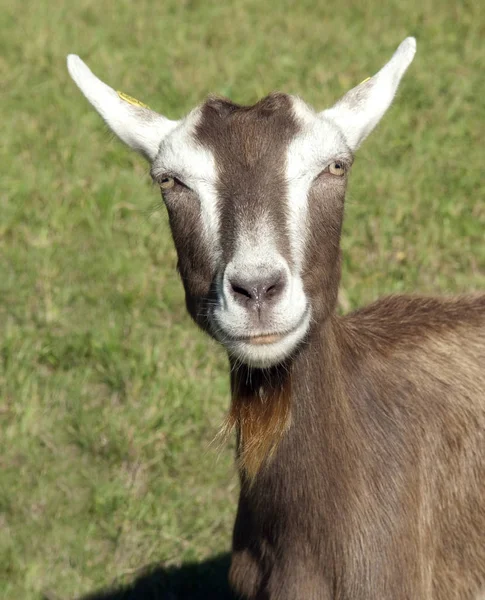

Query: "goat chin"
<box><xmin>212</xmin><ymin>309</ymin><xmax>312</xmax><ymax>369</ymax></box>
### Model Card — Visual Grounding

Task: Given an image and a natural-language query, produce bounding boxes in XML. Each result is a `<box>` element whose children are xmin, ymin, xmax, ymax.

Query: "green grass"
<box><xmin>1</xmin><ymin>0</ymin><xmax>484</xmax><ymax>598</ymax></box>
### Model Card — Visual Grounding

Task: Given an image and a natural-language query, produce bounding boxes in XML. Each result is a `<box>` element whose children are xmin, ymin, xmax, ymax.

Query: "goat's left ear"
<box><xmin>321</xmin><ymin>37</ymin><xmax>416</xmax><ymax>151</ymax></box>
<box><xmin>67</xmin><ymin>55</ymin><xmax>179</xmax><ymax>162</ymax></box>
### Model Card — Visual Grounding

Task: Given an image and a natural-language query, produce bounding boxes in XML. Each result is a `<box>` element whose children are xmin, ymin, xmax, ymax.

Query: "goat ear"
<box><xmin>321</xmin><ymin>37</ymin><xmax>416</xmax><ymax>151</ymax></box>
<box><xmin>67</xmin><ymin>55</ymin><xmax>178</xmax><ymax>162</ymax></box>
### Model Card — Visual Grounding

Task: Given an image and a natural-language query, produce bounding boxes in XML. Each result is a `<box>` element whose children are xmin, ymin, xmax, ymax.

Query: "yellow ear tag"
<box><xmin>117</xmin><ymin>91</ymin><xmax>150</xmax><ymax>109</ymax></box>
<box><xmin>359</xmin><ymin>77</ymin><xmax>371</xmax><ymax>85</ymax></box>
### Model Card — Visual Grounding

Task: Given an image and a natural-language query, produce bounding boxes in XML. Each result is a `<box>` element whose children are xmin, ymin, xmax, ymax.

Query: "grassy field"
<box><xmin>1</xmin><ymin>0</ymin><xmax>484</xmax><ymax>598</ymax></box>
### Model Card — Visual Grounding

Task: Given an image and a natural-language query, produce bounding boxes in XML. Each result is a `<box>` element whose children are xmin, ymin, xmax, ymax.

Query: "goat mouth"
<box><xmin>246</xmin><ymin>333</ymin><xmax>285</xmax><ymax>345</ymax></box>
<box><xmin>228</xmin><ymin>307</ymin><xmax>311</xmax><ymax>347</ymax></box>
<box><xmin>213</xmin><ymin>307</ymin><xmax>311</xmax><ymax>368</ymax></box>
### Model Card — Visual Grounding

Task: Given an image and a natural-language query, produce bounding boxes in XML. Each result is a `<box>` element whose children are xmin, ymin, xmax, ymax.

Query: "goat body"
<box><xmin>229</xmin><ymin>295</ymin><xmax>485</xmax><ymax>599</ymax></box>
<box><xmin>67</xmin><ymin>38</ymin><xmax>485</xmax><ymax>599</ymax></box>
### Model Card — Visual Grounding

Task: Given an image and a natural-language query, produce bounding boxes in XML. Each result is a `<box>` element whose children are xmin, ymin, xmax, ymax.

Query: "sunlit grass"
<box><xmin>1</xmin><ymin>0</ymin><xmax>484</xmax><ymax>598</ymax></box>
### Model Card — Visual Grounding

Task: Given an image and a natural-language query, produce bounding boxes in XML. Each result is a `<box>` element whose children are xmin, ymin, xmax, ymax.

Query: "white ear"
<box><xmin>67</xmin><ymin>55</ymin><xmax>179</xmax><ymax>162</ymax></box>
<box><xmin>321</xmin><ymin>37</ymin><xmax>416</xmax><ymax>151</ymax></box>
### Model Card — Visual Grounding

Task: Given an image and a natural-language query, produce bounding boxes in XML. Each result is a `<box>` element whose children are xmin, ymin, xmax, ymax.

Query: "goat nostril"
<box><xmin>231</xmin><ymin>283</ymin><xmax>253</xmax><ymax>300</ymax></box>
<box><xmin>266</xmin><ymin>282</ymin><xmax>280</xmax><ymax>298</ymax></box>
<box><xmin>228</xmin><ymin>271</ymin><xmax>286</xmax><ymax>308</ymax></box>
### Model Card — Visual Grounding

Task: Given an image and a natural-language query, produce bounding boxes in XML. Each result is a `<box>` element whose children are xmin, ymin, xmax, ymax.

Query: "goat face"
<box><xmin>67</xmin><ymin>38</ymin><xmax>416</xmax><ymax>367</ymax></box>
<box><xmin>149</xmin><ymin>94</ymin><xmax>352</xmax><ymax>368</ymax></box>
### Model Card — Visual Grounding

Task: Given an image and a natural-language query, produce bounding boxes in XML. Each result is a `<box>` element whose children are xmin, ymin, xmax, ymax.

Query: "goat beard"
<box><xmin>220</xmin><ymin>362</ymin><xmax>292</xmax><ymax>482</ymax></box>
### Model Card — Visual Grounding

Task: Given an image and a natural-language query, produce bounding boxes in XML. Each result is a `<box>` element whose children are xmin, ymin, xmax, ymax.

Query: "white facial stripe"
<box><xmin>286</xmin><ymin>97</ymin><xmax>349</xmax><ymax>272</ymax></box>
<box><xmin>230</xmin><ymin>216</ymin><xmax>283</xmax><ymax>275</ymax></box>
<box><xmin>153</xmin><ymin>109</ymin><xmax>221</xmax><ymax>263</ymax></box>
<box><xmin>196</xmin><ymin>180</ymin><xmax>221</xmax><ymax>263</ymax></box>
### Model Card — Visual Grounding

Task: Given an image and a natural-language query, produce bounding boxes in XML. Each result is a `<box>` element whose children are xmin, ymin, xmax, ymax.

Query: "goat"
<box><xmin>67</xmin><ymin>38</ymin><xmax>485</xmax><ymax>599</ymax></box>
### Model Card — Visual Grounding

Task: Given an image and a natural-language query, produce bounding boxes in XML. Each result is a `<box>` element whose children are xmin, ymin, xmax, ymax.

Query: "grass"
<box><xmin>1</xmin><ymin>0</ymin><xmax>484</xmax><ymax>598</ymax></box>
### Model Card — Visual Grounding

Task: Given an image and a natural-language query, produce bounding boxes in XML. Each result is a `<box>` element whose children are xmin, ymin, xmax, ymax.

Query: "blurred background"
<box><xmin>1</xmin><ymin>0</ymin><xmax>484</xmax><ymax>598</ymax></box>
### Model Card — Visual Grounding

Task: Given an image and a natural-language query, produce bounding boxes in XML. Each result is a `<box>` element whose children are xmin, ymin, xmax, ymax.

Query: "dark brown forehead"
<box><xmin>195</xmin><ymin>92</ymin><xmax>300</xmax><ymax>168</ymax></box>
<box><xmin>194</xmin><ymin>93</ymin><xmax>300</xmax><ymax>263</ymax></box>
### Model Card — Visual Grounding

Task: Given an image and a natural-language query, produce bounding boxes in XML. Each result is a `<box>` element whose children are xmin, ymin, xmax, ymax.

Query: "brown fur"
<box><xmin>222</xmin><ymin>363</ymin><xmax>292</xmax><ymax>481</ymax></box>
<box><xmin>195</xmin><ymin>93</ymin><xmax>299</xmax><ymax>266</ymax></box>
<box><xmin>228</xmin><ymin>297</ymin><xmax>485</xmax><ymax>599</ymax></box>
<box><xmin>72</xmin><ymin>46</ymin><xmax>485</xmax><ymax>597</ymax></box>
<box><xmin>156</xmin><ymin>95</ymin><xmax>484</xmax><ymax>598</ymax></box>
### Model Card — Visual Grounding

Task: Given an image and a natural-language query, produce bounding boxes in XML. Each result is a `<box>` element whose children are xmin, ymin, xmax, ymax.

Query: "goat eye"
<box><xmin>160</xmin><ymin>176</ymin><xmax>175</xmax><ymax>190</ymax></box>
<box><xmin>328</xmin><ymin>161</ymin><xmax>345</xmax><ymax>176</ymax></box>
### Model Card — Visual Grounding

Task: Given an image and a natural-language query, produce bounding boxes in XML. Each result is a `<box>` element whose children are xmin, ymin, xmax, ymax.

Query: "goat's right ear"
<box><xmin>67</xmin><ymin>55</ymin><xmax>179</xmax><ymax>162</ymax></box>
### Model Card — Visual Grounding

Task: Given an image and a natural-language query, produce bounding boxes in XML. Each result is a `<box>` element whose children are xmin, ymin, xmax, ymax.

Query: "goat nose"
<box><xmin>229</xmin><ymin>270</ymin><xmax>287</xmax><ymax>310</ymax></box>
